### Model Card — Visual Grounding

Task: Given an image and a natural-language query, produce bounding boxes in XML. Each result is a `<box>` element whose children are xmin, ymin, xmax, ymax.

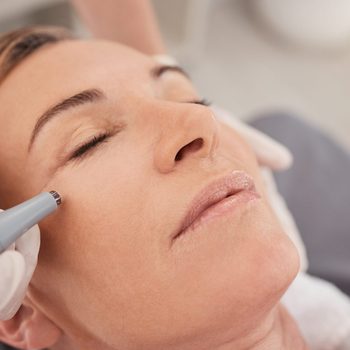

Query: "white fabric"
<box><xmin>282</xmin><ymin>272</ymin><xmax>350</xmax><ymax>350</ymax></box>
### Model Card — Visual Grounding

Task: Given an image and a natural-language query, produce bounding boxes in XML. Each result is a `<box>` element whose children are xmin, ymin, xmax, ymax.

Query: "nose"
<box><xmin>152</xmin><ymin>102</ymin><xmax>219</xmax><ymax>173</ymax></box>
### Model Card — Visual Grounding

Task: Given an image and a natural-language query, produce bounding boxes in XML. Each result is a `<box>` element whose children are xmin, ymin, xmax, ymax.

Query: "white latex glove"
<box><xmin>0</xmin><ymin>209</ymin><xmax>40</xmax><ymax>320</ymax></box>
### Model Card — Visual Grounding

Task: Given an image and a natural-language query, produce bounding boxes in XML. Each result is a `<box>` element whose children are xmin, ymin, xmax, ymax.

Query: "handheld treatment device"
<box><xmin>0</xmin><ymin>191</ymin><xmax>61</xmax><ymax>253</ymax></box>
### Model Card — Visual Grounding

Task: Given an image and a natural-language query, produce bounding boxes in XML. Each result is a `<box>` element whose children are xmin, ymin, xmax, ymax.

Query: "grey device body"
<box><xmin>0</xmin><ymin>191</ymin><xmax>61</xmax><ymax>253</ymax></box>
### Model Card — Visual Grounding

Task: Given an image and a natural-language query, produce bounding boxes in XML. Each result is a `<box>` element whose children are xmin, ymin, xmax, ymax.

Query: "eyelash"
<box><xmin>69</xmin><ymin>132</ymin><xmax>112</xmax><ymax>161</ymax></box>
<box><xmin>68</xmin><ymin>98</ymin><xmax>211</xmax><ymax>162</ymax></box>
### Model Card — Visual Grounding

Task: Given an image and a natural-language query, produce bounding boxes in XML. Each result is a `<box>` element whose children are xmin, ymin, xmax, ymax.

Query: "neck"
<box><xmin>214</xmin><ymin>304</ymin><xmax>309</xmax><ymax>350</ymax></box>
<box><xmin>51</xmin><ymin>304</ymin><xmax>309</xmax><ymax>350</ymax></box>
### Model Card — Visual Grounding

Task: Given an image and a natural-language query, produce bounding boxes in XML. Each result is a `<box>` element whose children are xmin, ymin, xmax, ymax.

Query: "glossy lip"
<box><xmin>172</xmin><ymin>170</ymin><xmax>260</xmax><ymax>241</ymax></box>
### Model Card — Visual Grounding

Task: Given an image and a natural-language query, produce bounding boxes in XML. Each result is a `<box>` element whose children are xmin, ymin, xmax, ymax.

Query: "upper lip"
<box><xmin>173</xmin><ymin>170</ymin><xmax>257</xmax><ymax>240</ymax></box>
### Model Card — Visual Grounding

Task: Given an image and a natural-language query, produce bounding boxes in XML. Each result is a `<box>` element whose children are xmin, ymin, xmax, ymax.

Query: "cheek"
<box><xmin>37</xmin><ymin>154</ymin><xmax>152</xmax><ymax>276</ymax></box>
<box><xmin>219</xmin><ymin>123</ymin><xmax>258</xmax><ymax>170</ymax></box>
<box><xmin>170</xmin><ymin>202</ymin><xmax>298</xmax><ymax>313</ymax></box>
<box><xmin>30</xmin><ymin>152</ymin><xmax>170</xmax><ymax>339</ymax></box>
<box><xmin>236</xmin><ymin>204</ymin><xmax>300</xmax><ymax>301</ymax></box>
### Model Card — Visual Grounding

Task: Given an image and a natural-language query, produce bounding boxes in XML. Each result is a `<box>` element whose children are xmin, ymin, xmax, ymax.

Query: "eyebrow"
<box><xmin>28</xmin><ymin>65</ymin><xmax>189</xmax><ymax>152</ymax></box>
<box><xmin>28</xmin><ymin>88</ymin><xmax>105</xmax><ymax>152</ymax></box>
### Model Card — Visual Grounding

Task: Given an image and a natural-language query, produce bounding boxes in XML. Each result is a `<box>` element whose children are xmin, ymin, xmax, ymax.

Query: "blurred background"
<box><xmin>0</xmin><ymin>0</ymin><xmax>349</xmax><ymax>149</ymax></box>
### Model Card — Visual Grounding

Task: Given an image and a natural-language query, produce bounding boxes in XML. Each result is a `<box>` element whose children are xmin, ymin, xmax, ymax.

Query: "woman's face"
<box><xmin>0</xmin><ymin>40</ymin><xmax>299</xmax><ymax>349</ymax></box>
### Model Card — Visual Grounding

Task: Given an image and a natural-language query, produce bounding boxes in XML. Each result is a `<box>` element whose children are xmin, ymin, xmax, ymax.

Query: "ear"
<box><xmin>0</xmin><ymin>302</ymin><xmax>61</xmax><ymax>349</ymax></box>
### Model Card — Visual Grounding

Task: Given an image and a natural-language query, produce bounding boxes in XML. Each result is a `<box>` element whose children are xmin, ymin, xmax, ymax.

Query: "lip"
<box><xmin>172</xmin><ymin>170</ymin><xmax>260</xmax><ymax>241</ymax></box>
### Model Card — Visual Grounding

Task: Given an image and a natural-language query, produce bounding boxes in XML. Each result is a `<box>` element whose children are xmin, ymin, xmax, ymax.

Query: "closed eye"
<box><xmin>66</xmin><ymin>98</ymin><xmax>210</xmax><ymax>163</ymax></box>
<box><xmin>68</xmin><ymin>132</ymin><xmax>112</xmax><ymax>162</ymax></box>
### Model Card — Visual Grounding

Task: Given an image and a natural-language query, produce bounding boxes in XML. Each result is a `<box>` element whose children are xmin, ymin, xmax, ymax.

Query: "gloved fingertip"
<box><xmin>0</xmin><ymin>251</ymin><xmax>26</xmax><ymax>320</ymax></box>
<box><xmin>274</xmin><ymin>145</ymin><xmax>294</xmax><ymax>170</ymax></box>
<box><xmin>257</xmin><ymin>144</ymin><xmax>293</xmax><ymax>171</ymax></box>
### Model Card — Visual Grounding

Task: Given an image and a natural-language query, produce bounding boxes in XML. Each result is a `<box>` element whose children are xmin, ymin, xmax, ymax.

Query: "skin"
<box><xmin>0</xmin><ymin>39</ymin><xmax>306</xmax><ymax>349</ymax></box>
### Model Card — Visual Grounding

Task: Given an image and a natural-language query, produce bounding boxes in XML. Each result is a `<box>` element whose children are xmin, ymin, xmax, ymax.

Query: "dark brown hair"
<box><xmin>0</xmin><ymin>26</ymin><xmax>73</xmax><ymax>83</ymax></box>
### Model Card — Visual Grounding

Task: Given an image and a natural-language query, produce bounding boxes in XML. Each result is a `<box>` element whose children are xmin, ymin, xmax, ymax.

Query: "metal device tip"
<box><xmin>49</xmin><ymin>191</ymin><xmax>62</xmax><ymax>206</ymax></box>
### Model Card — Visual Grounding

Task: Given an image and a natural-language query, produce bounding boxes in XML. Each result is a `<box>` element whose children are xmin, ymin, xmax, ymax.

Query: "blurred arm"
<box><xmin>71</xmin><ymin>0</ymin><xmax>166</xmax><ymax>55</ymax></box>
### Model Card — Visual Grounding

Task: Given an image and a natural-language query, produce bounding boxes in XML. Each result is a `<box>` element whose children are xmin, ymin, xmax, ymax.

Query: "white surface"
<box><xmin>253</xmin><ymin>0</ymin><xmax>350</xmax><ymax>48</ymax></box>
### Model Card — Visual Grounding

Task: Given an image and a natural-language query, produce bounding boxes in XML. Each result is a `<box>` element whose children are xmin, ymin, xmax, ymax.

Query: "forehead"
<box><xmin>0</xmin><ymin>39</ymin><xmax>153</xmax><ymax>112</ymax></box>
<box><xmin>0</xmin><ymin>40</ymin><xmax>153</xmax><ymax>152</ymax></box>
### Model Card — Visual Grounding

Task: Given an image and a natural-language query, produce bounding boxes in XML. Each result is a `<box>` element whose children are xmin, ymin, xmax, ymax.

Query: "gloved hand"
<box><xmin>0</xmin><ymin>209</ymin><xmax>40</xmax><ymax>320</ymax></box>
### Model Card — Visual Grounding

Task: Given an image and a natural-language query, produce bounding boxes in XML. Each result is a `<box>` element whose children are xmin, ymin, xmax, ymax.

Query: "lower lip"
<box><xmin>176</xmin><ymin>190</ymin><xmax>260</xmax><ymax>239</ymax></box>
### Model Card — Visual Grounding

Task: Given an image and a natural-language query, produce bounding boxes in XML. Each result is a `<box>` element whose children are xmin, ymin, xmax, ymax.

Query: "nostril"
<box><xmin>175</xmin><ymin>138</ymin><xmax>204</xmax><ymax>161</ymax></box>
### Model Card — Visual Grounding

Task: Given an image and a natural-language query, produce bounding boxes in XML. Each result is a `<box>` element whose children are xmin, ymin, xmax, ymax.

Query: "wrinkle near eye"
<box><xmin>26</xmin><ymin>113</ymin><xmax>119</xmax><ymax>178</ymax></box>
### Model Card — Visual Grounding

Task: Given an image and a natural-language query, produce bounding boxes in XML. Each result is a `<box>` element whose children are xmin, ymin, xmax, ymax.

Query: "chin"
<box><xmin>168</xmin><ymin>200</ymin><xmax>300</xmax><ymax>329</ymax></box>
